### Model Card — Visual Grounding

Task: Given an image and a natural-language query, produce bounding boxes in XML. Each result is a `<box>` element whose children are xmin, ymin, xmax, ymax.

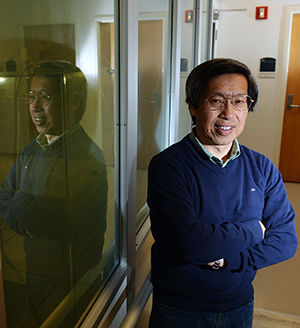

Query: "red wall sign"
<box><xmin>185</xmin><ymin>10</ymin><xmax>193</xmax><ymax>23</ymax></box>
<box><xmin>256</xmin><ymin>6</ymin><xmax>268</xmax><ymax>20</ymax></box>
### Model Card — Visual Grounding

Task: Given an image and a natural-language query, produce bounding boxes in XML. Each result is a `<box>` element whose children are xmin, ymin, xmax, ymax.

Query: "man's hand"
<box><xmin>259</xmin><ymin>221</ymin><xmax>266</xmax><ymax>238</ymax></box>
<box><xmin>207</xmin><ymin>258</ymin><xmax>225</xmax><ymax>268</ymax></box>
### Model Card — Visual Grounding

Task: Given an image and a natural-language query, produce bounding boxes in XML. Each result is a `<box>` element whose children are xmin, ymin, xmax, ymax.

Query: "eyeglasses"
<box><xmin>201</xmin><ymin>94</ymin><xmax>254</xmax><ymax>112</ymax></box>
<box><xmin>27</xmin><ymin>91</ymin><xmax>58</xmax><ymax>105</ymax></box>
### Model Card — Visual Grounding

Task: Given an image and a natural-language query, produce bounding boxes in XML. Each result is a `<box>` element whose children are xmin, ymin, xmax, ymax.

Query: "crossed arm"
<box><xmin>0</xmin><ymin>155</ymin><xmax>107</xmax><ymax>241</ymax></box>
<box><xmin>207</xmin><ymin>221</ymin><xmax>265</xmax><ymax>268</ymax></box>
<box><xmin>148</xmin><ymin>155</ymin><xmax>297</xmax><ymax>272</ymax></box>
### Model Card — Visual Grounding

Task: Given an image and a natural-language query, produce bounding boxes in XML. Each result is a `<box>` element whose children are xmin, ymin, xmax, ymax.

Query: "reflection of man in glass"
<box><xmin>0</xmin><ymin>61</ymin><xmax>107</xmax><ymax>326</ymax></box>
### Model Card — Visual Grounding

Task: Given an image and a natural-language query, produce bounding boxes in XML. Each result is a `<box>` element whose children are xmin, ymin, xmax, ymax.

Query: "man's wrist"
<box><xmin>259</xmin><ymin>221</ymin><xmax>266</xmax><ymax>238</ymax></box>
<box><xmin>211</xmin><ymin>259</ymin><xmax>223</xmax><ymax>270</ymax></box>
<box><xmin>207</xmin><ymin>258</ymin><xmax>225</xmax><ymax>270</ymax></box>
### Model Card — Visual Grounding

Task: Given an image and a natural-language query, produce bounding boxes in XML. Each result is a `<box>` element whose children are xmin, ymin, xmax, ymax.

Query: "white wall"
<box><xmin>216</xmin><ymin>0</ymin><xmax>300</xmax><ymax>166</ymax></box>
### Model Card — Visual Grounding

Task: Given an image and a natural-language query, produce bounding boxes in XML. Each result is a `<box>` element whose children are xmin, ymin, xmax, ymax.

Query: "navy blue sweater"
<box><xmin>148</xmin><ymin>135</ymin><xmax>297</xmax><ymax>312</ymax></box>
<box><xmin>0</xmin><ymin>126</ymin><xmax>107</xmax><ymax>321</ymax></box>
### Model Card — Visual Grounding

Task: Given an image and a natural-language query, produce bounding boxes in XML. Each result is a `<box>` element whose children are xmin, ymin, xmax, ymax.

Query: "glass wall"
<box><xmin>177</xmin><ymin>0</ymin><xmax>214</xmax><ymax>140</ymax></box>
<box><xmin>201</xmin><ymin>0</ymin><xmax>213</xmax><ymax>62</ymax></box>
<box><xmin>178</xmin><ymin>0</ymin><xmax>195</xmax><ymax>140</ymax></box>
<box><xmin>0</xmin><ymin>1</ymin><xmax>119</xmax><ymax>327</ymax></box>
<box><xmin>136</xmin><ymin>0</ymin><xmax>171</xmax><ymax>229</ymax></box>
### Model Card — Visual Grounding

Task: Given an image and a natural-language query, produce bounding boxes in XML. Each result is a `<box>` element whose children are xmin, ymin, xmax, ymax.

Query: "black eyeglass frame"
<box><xmin>201</xmin><ymin>94</ymin><xmax>254</xmax><ymax>112</ymax></box>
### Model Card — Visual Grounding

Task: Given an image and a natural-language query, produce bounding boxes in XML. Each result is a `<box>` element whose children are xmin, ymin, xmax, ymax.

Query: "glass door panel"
<box><xmin>201</xmin><ymin>0</ymin><xmax>214</xmax><ymax>61</ymax></box>
<box><xmin>178</xmin><ymin>0</ymin><xmax>195</xmax><ymax>140</ymax></box>
<box><xmin>0</xmin><ymin>1</ymin><xmax>119</xmax><ymax>327</ymax></box>
<box><xmin>136</xmin><ymin>0</ymin><xmax>171</xmax><ymax>229</ymax></box>
<box><xmin>177</xmin><ymin>0</ymin><xmax>215</xmax><ymax>140</ymax></box>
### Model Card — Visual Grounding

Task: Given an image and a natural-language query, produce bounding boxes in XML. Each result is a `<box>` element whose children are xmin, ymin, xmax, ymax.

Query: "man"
<box><xmin>0</xmin><ymin>61</ymin><xmax>107</xmax><ymax>326</ymax></box>
<box><xmin>147</xmin><ymin>58</ymin><xmax>297</xmax><ymax>327</ymax></box>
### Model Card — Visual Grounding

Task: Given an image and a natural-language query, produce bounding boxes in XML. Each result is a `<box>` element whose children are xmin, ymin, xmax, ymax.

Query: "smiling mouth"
<box><xmin>32</xmin><ymin>116</ymin><xmax>46</xmax><ymax>125</ymax></box>
<box><xmin>215</xmin><ymin>125</ymin><xmax>234</xmax><ymax>134</ymax></box>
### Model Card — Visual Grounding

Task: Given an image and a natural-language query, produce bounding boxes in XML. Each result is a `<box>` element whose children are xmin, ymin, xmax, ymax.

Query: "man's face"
<box><xmin>189</xmin><ymin>73</ymin><xmax>249</xmax><ymax>148</ymax></box>
<box><xmin>29</xmin><ymin>76</ymin><xmax>62</xmax><ymax>138</ymax></box>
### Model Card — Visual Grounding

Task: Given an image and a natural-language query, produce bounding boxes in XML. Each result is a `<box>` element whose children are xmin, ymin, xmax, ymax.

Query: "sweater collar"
<box><xmin>35</xmin><ymin>123</ymin><xmax>81</xmax><ymax>152</ymax></box>
<box><xmin>189</xmin><ymin>129</ymin><xmax>240</xmax><ymax>168</ymax></box>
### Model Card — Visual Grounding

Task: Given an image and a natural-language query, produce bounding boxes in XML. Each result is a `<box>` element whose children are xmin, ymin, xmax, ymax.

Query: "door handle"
<box><xmin>287</xmin><ymin>94</ymin><xmax>300</xmax><ymax>110</ymax></box>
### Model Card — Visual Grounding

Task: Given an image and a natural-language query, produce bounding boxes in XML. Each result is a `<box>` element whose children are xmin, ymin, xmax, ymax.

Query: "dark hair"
<box><xmin>28</xmin><ymin>60</ymin><xmax>87</xmax><ymax>122</ymax></box>
<box><xmin>185</xmin><ymin>58</ymin><xmax>258</xmax><ymax>123</ymax></box>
